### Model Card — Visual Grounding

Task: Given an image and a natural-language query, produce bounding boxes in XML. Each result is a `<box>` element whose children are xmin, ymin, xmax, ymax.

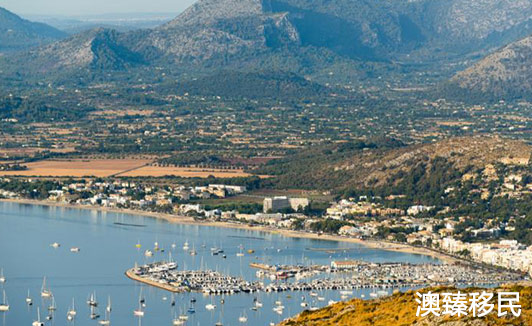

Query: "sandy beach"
<box><xmin>0</xmin><ymin>198</ymin><xmax>459</xmax><ymax>264</ymax></box>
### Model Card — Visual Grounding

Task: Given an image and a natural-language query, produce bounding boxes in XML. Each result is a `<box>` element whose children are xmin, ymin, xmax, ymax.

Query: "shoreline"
<box><xmin>0</xmin><ymin>198</ymin><xmax>459</xmax><ymax>264</ymax></box>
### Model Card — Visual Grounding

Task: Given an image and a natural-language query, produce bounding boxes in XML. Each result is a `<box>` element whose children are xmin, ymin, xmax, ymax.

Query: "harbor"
<box><xmin>127</xmin><ymin>260</ymin><xmax>524</xmax><ymax>296</ymax></box>
<box><xmin>0</xmin><ymin>202</ymin><xmax>525</xmax><ymax>326</ymax></box>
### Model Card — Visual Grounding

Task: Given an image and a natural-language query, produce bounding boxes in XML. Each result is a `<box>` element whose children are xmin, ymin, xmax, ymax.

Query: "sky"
<box><xmin>0</xmin><ymin>0</ymin><xmax>197</xmax><ymax>16</ymax></box>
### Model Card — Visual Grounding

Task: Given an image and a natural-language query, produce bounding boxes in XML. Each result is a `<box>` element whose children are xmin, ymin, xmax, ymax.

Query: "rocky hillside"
<box><xmin>3</xmin><ymin>0</ymin><xmax>532</xmax><ymax>80</ymax></box>
<box><xmin>278</xmin><ymin>285</ymin><xmax>532</xmax><ymax>326</ymax></box>
<box><xmin>448</xmin><ymin>34</ymin><xmax>532</xmax><ymax>100</ymax></box>
<box><xmin>255</xmin><ymin>136</ymin><xmax>531</xmax><ymax>190</ymax></box>
<box><xmin>20</xmin><ymin>28</ymin><xmax>144</xmax><ymax>73</ymax></box>
<box><xmin>0</xmin><ymin>7</ymin><xmax>66</xmax><ymax>52</ymax></box>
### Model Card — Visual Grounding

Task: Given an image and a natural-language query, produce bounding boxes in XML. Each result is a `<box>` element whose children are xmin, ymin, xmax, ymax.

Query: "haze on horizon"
<box><xmin>0</xmin><ymin>0</ymin><xmax>197</xmax><ymax>16</ymax></box>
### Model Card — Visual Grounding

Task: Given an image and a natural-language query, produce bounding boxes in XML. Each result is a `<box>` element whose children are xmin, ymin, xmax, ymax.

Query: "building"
<box><xmin>263</xmin><ymin>196</ymin><xmax>309</xmax><ymax>213</ymax></box>
<box><xmin>331</xmin><ymin>260</ymin><xmax>359</xmax><ymax>270</ymax></box>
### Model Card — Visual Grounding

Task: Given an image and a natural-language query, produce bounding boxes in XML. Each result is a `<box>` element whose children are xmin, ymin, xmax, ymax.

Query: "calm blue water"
<box><xmin>0</xmin><ymin>202</ymin><xmax>438</xmax><ymax>326</ymax></box>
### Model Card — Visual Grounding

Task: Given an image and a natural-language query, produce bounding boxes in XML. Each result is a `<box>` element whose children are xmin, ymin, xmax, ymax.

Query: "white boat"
<box><xmin>172</xmin><ymin>319</ymin><xmax>185</xmax><ymax>326</ymax></box>
<box><xmin>50</xmin><ymin>242</ymin><xmax>61</xmax><ymax>248</ymax></box>
<box><xmin>309</xmin><ymin>292</ymin><xmax>318</xmax><ymax>297</ymax></box>
<box><xmin>236</xmin><ymin>246</ymin><xmax>245</xmax><ymax>257</ymax></box>
<box><xmin>183</xmin><ymin>240</ymin><xmax>189</xmax><ymax>251</ymax></box>
<box><xmin>87</xmin><ymin>292</ymin><xmax>98</xmax><ymax>307</ymax></box>
<box><xmin>189</xmin><ymin>245</ymin><xmax>197</xmax><ymax>256</ymax></box>
<box><xmin>41</xmin><ymin>277</ymin><xmax>52</xmax><ymax>298</ymax></box>
<box><xmin>317</xmin><ymin>296</ymin><xmax>325</xmax><ymax>301</ymax></box>
<box><xmin>70</xmin><ymin>247</ymin><xmax>80</xmax><ymax>252</ymax></box>
<box><xmin>144</xmin><ymin>250</ymin><xmax>153</xmax><ymax>257</ymax></box>
<box><xmin>179</xmin><ymin>314</ymin><xmax>188</xmax><ymax>321</ymax></box>
<box><xmin>90</xmin><ymin>306</ymin><xmax>100</xmax><ymax>320</ymax></box>
<box><xmin>33</xmin><ymin>308</ymin><xmax>45</xmax><ymax>326</ymax></box>
<box><xmin>67</xmin><ymin>298</ymin><xmax>77</xmax><ymax>316</ymax></box>
<box><xmin>328</xmin><ymin>300</ymin><xmax>337</xmax><ymax>305</ymax></box>
<box><xmin>98</xmin><ymin>304</ymin><xmax>111</xmax><ymax>325</ymax></box>
<box><xmin>134</xmin><ymin>292</ymin><xmax>145</xmax><ymax>317</ymax></box>
<box><xmin>300</xmin><ymin>302</ymin><xmax>308</xmax><ymax>308</ymax></box>
<box><xmin>0</xmin><ymin>268</ymin><xmax>5</xmax><ymax>283</ymax></box>
<box><xmin>0</xmin><ymin>290</ymin><xmax>9</xmax><ymax>312</ymax></box>
<box><xmin>171</xmin><ymin>242</ymin><xmax>176</xmax><ymax>249</ymax></box>
<box><xmin>48</xmin><ymin>296</ymin><xmax>57</xmax><ymax>311</ymax></box>
<box><xmin>106</xmin><ymin>296</ymin><xmax>112</xmax><ymax>313</ymax></box>
<box><xmin>26</xmin><ymin>290</ymin><xmax>33</xmax><ymax>305</ymax></box>
<box><xmin>238</xmin><ymin>311</ymin><xmax>248</xmax><ymax>323</ymax></box>
<box><xmin>254</xmin><ymin>301</ymin><xmax>263</xmax><ymax>308</ymax></box>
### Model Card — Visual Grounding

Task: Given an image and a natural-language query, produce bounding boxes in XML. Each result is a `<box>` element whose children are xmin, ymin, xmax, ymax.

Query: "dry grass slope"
<box><xmin>279</xmin><ymin>285</ymin><xmax>532</xmax><ymax>326</ymax></box>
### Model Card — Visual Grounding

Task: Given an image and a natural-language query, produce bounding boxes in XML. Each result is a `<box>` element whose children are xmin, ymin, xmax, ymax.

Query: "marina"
<box><xmin>127</xmin><ymin>260</ymin><xmax>522</xmax><ymax>295</ymax></box>
<box><xmin>0</xmin><ymin>201</ymin><xmax>514</xmax><ymax>326</ymax></box>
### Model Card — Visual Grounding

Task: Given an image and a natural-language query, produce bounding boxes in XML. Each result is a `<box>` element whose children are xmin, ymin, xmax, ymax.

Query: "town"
<box><xmin>2</xmin><ymin>173</ymin><xmax>532</xmax><ymax>278</ymax></box>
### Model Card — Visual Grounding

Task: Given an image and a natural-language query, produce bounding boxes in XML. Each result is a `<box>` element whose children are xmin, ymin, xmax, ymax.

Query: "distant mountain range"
<box><xmin>0</xmin><ymin>7</ymin><xmax>66</xmax><ymax>52</ymax></box>
<box><xmin>2</xmin><ymin>0</ymin><xmax>532</xmax><ymax>99</ymax></box>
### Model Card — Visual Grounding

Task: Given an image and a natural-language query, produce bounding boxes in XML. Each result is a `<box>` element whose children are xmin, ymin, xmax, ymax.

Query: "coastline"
<box><xmin>0</xmin><ymin>198</ymin><xmax>459</xmax><ymax>264</ymax></box>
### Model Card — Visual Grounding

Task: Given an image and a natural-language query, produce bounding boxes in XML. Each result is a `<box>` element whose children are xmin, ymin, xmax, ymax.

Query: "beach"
<box><xmin>0</xmin><ymin>198</ymin><xmax>459</xmax><ymax>264</ymax></box>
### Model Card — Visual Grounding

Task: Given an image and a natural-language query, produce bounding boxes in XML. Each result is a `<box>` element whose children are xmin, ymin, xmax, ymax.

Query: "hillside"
<box><xmin>17</xmin><ymin>28</ymin><xmax>145</xmax><ymax>73</ymax></box>
<box><xmin>0</xmin><ymin>7</ymin><xmax>66</xmax><ymax>52</ymax></box>
<box><xmin>3</xmin><ymin>0</ymin><xmax>532</xmax><ymax>83</ymax></box>
<box><xmin>278</xmin><ymin>285</ymin><xmax>532</xmax><ymax>326</ymax></box>
<box><xmin>254</xmin><ymin>136</ymin><xmax>531</xmax><ymax>191</ymax></box>
<box><xmin>448</xmin><ymin>34</ymin><xmax>532</xmax><ymax>101</ymax></box>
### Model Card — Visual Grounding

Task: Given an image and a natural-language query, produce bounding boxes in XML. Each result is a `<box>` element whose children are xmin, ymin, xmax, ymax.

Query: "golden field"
<box><xmin>0</xmin><ymin>159</ymin><xmax>265</xmax><ymax>178</ymax></box>
<box><xmin>0</xmin><ymin>159</ymin><xmax>151</xmax><ymax>177</ymax></box>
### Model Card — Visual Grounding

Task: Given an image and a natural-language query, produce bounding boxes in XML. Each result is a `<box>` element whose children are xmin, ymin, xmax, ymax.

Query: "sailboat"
<box><xmin>33</xmin><ymin>308</ymin><xmax>44</xmax><ymax>326</ymax></box>
<box><xmin>90</xmin><ymin>306</ymin><xmax>100</xmax><ymax>320</ymax></box>
<box><xmin>189</xmin><ymin>244</ymin><xmax>197</xmax><ymax>256</ymax></box>
<box><xmin>178</xmin><ymin>306</ymin><xmax>189</xmax><ymax>321</ymax></box>
<box><xmin>87</xmin><ymin>292</ymin><xmax>98</xmax><ymax>307</ymax></box>
<box><xmin>48</xmin><ymin>296</ymin><xmax>57</xmax><ymax>311</ymax></box>
<box><xmin>68</xmin><ymin>298</ymin><xmax>77</xmax><ymax>316</ymax></box>
<box><xmin>0</xmin><ymin>268</ymin><xmax>5</xmax><ymax>283</ymax></box>
<box><xmin>172</xmin><ymin>311</ymin><xmax>185</xmax><ymax>326</ymax></box>
<box><xmin>0</xmin><ymin>290</ymin><xmax>9</xmax><ymax>312</ymax></box>
<box><xmin>106</xmin><ymin>296</ymin><xmax>112</xmax><ymax>313</ymax></box>
<box><xmin>133</xmin><ymin>292</ymin><xmax>145</xmax><ymax>317</ymax></box>
<box><xmin>183</xmin><ymin>240</ymin><xmax>189</xmax><ymax>251</ymax></box>
<box><xmin>98</xmin><ymin>301</ymin><xmax>111</xmax><ymax>326</ymax></box>
<box><xmin>238</xmin><ymin>311</ymin><xmax>248</xmax><ymax>323</ymax></box>
<box><xmin>41</xmin><ymin>277</ymin><xmax>52</xmax><ymax>298</ymax></box>
<box><xmin>236</xmin><ymin>245</ymin><xmax>245</xmax><ymax>257</ymax></box>
<box><xmin>67</xmin><ymin>298</ymin><xmax>77</xmax><ymax>321</ymax></box>
<box><xmin>26</xmin><ymin>289</ymin><xmax>33</xmax><ymax>305</ymax></box>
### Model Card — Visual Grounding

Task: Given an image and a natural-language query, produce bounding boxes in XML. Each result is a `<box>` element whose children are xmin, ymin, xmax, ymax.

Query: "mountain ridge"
<box><xmin>0</xmin><ymin>7</ymin><xmax>66</xmax><ymax>52</ymax></box>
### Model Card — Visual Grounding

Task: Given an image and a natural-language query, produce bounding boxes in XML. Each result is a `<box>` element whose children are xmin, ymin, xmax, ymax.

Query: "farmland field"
<box><xmin>0</xmin><ymin>159</ymin><xmax>152</xmax><ymax>177</ymax></box>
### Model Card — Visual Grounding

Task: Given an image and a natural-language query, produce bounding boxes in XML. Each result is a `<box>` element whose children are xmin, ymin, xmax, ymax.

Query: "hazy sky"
<box><xmin>0</xmin><ymin>0</ymin><xmax>197</xmax><ymax>16</ymax></box>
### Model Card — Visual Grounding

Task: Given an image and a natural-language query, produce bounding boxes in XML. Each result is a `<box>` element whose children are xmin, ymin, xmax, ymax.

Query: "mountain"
<box><xmin>4</xmin><ymin>0</ymin><xmax>532</xmax><ymax>83</ymax></box>
<box><xmin>278</xmin><ymin>285</ymin><xmax>532</xmax><ymax>326</ymax></box>
<box><xmin>17</xmin><ymin>28</ymin><xmax>144</xmax><ymax>73</ymax></box>
<box><xmin>447</xmin><ymin>34</ymin><xmax>532</xmax><ymax>101</ymax></box>
<box><xmin>0</xmin><ymin>7</ymin><xmax>66</xmax><ymax>52</ymax></box>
